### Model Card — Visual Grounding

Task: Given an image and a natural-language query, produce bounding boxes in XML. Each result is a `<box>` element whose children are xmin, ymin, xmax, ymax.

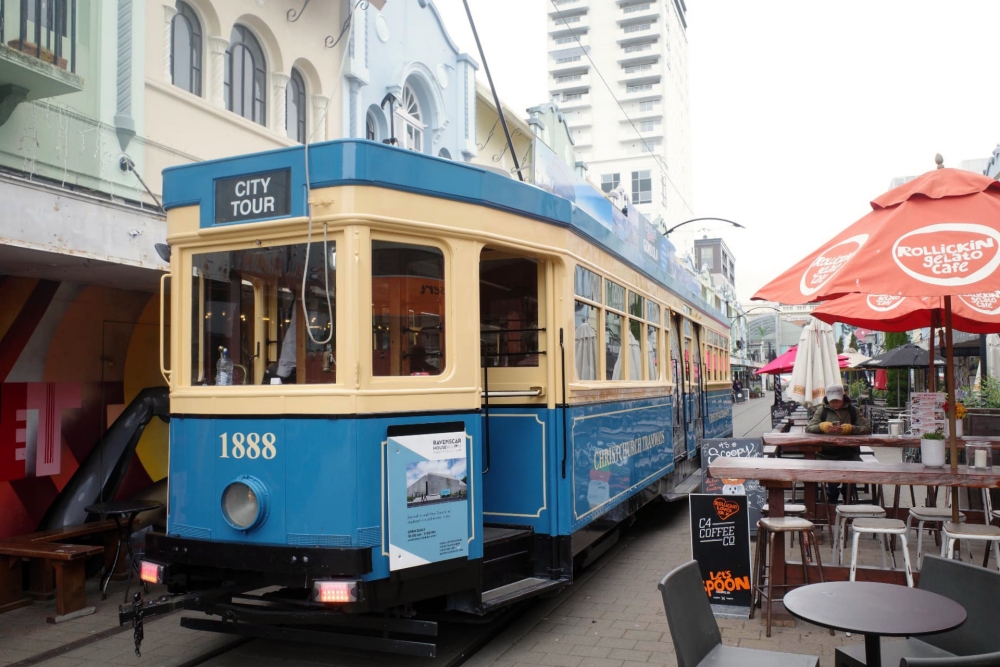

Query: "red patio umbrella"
<box><xmin>874</xmin><ymin>368</ymin><xmax>888</xmax><ymax>391</ymax></box>
<box><xmin>812</xmin><ymin>293</ymin><xmax>1000</xmax><ymax>334</ymax></box>
<box><xmin>753</xmin><ymin>165</ymin><xmax>1000</xmax><ymax>520</ymax></box>
<box><xmin>754</xmin><ymin>345</ymin><xmax>849</xmax><ymax>375</ymax></box>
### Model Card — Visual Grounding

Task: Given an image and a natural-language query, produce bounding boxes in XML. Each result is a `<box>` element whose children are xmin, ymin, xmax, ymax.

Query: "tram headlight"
<box><xmin>221</xmin><ymin>475</ymin><xmax>269</xmax><ymax>531</ymax></box>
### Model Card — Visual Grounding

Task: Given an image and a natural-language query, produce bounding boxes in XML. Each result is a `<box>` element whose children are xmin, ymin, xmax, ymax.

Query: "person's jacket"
<box><xmin>806</xmin><ymin>396</ymin><xmax>871</xmax><ymax>435</ymax></box>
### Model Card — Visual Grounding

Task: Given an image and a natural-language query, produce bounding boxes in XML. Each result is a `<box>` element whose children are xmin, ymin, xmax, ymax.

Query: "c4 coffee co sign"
<box><xmin>215</xmin><ymin>169</ymin><xmax>292</xmax><ymax>224</ymax></box>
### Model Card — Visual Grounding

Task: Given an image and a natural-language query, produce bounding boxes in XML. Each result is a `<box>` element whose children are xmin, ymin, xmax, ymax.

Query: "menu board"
<box><xmin>701</xmin><ymin>438</ymin><xmax>766</xmax><ymax>536</ymax></box>
<box><xmin>689</xmin><ymin>494</ymin><xmax>753</xmax><ymax>609</ymax></box>
<box><xmin>910</xmin><ymin>392</ymin><xmax>945</xmax><ymax>436</ymax></box>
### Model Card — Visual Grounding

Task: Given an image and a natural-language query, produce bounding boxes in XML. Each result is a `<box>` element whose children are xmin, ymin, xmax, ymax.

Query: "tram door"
<box><xmin>690</xmin><ymin>327</ymin><xmax>704</xmax><ymax>448</ymax></box>
<box><xmin>668</xmin><ymin>314</ymin><xmax>688</xmax><ymax>459</ymax></box>
<box><xmin>478</xmin><ymin>251</ymin><xmax>548</xmax><ymax>523</ymax></box>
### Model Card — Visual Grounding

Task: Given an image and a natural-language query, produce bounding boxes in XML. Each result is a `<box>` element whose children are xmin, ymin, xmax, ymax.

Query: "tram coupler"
<box><xmin>119</xmin><ymin>590</ymin><xmax>200</xmax><ymax>626</ymax></box>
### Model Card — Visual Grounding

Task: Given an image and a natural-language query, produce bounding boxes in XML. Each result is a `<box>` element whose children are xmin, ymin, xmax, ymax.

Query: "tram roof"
<box><xmin>162</xmin><ymin>140</ymin><xmax>729</xmax><ymax>328</ymax></box>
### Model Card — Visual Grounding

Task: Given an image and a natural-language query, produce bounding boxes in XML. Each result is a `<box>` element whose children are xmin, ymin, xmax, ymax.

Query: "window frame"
<box><xmin>631</xmin><ymin>170</ymin><xmax>652</xmax><ymax>204</ymax></box>
<box><xmin>286</xmin><ymin>68</ymin><xmax>307</xmax><ymax>143</ymax></box>
<box><xmin>398</xmin><ymin>82</ymin><xmax>426</xmax><ymax>152</ymax></box>
<box><xmin>225</xmin><ymin>24</ymin><xmax>267</xmax><ymax>126</ymax></box>
<box><xmin>171</xmin><ymin>1</ymin><xmax>202</xmax><ymax>96</ymax></box>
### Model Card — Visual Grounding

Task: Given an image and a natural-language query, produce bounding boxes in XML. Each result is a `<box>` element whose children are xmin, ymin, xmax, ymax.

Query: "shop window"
<box><xmin>372</xmin><ymin>241</ymin><xmax>445</xmax><ymax>376</ymax></box>
<box><xmin>286</xmin><ymin>68</ymin><xmax>306</xmax><ymax>143</ymax></box>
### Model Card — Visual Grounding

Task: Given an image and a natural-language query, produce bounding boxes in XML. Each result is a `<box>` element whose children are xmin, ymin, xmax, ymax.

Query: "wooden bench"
<box><xmin>0</xmin><ymin>542</ymin><xmax>102</xmax><ymax>622</ymax></box>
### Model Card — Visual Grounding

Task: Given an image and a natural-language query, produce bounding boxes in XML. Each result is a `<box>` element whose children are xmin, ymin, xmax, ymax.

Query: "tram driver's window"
<box><xmin>372</xmin><ymin>241</ymin><xmax>445</xmax><ymax>376</ymax></box>
<box><xmin>190</xmin><ymin>242</ymin><xmax>337</xmax><ymax>386</ymax></box>
<box><xmin>480</xmin><ymin>255</ymin><xmax>538</xmax><ymax>368</ymax></box>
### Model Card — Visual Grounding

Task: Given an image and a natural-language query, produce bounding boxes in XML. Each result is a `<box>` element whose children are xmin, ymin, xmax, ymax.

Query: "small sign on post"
<box><xmin>689</xmin><ymin>493</ymin><xmax>753</xmax><ymax>611</ymax></box>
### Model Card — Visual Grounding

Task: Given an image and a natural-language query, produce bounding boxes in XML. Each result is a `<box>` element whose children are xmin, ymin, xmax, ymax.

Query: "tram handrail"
<box><xmin>159</xmin><ymin>273</ymin><xmax>171</xmax><ymax>386</ymax></box>
<box><xmin>480</xmin><ymin>388</ymin><xmax>543</xmax><ymax>397</ymax></box>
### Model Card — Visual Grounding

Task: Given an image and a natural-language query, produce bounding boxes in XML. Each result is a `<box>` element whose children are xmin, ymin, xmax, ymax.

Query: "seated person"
<box><xmin>806</xmin><ymin>384</ymin><xmax>871</xmax><ymax>504</ymax></box>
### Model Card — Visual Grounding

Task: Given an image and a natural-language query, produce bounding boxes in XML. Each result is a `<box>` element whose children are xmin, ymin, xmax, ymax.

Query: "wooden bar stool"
<box><xmin>907</xmin><ymin>507</ymin><xmax>965</xmax><ymax>568</ymax></box>
<box><xmin>751</xmin><ymin>516</ymin><xmax>830</xmax><ymax>638</ymax></box>
<box><xmin>849</xmin><ymin>518</ymin><xmax>914</xmax><ymax>587</ymax></box>
<box><xmin>941</xmin><ymin>522</ymin><xmax>1000</xmax><ymax>571</ymax></box>
<box><xmin>833</xmin><ymin>504</ymin><xmax>886</xmax><ymax>565</ymax></box>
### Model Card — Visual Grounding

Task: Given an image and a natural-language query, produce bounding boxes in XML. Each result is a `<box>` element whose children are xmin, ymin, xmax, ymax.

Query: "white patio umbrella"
<box><xmin>612</xmin><ymin>329</ymin><xmax>643</xmax><ymax>380</ymax></box>
<box><xmin>784</xmin><ymin>318</ymin><xmax>843</xmax><ymax>407</ymax></box>
<box><xmin>841</xmin><ymin>351</ymin><xmax>871</xmax><ymax>369</ymax></box>
<box><xmin>988</xmin><ymin>334</ymin><xmax>1000</xmax><ymax>383</ymax></box>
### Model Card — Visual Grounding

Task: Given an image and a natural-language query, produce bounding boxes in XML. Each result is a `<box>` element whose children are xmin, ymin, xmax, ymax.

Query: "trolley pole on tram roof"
<box><xmin>462</xmin><ymin>0</ymin><xmax>523</xmax><ymax>182</ymax></box>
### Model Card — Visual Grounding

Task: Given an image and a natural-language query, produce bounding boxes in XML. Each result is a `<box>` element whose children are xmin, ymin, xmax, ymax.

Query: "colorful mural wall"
<box><xmin>0</xmin><ymin>276</ymin><xmax>167</xmax><ymax>538</ymax></box>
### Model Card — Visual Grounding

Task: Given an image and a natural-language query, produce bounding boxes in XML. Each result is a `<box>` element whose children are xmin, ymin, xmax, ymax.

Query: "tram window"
<box><xmin>646</xmin><ymin>301</ymin><xmax>660</xmax><ymax>326</ymax></box>
<box><xmin>648</xmin><ymin>325</ymin><xmax>659</xmax><ymax>380</ymax></box>
<box><xmin>606</xmin><ymin>312</ymin><xmax>622</xmax><ymax>381</ymax></box>
<box><xmin>190</xmin><ymin>242</ymin><xmax>337</xmax><ymax>386</ymax></box>
<box><xmin>480</xmin><ymin>256</ymin><xmax>539</xmax><ymax>368</ymax></box>
<box><xmin>628</xmin><ymin>291</ymin><xmax>644</xmax><ymax>319</ymax></box>
<box><xmin>605</xmin><ymin>280</ymin><xmax>625</xmax><ymax>312</ymax></box>
<box><xmin>626</xmin><ymin>318</ymin><xmax>642</xmax><ymax>380</ymax></box>
<box><xmin>372</xmin><ymin>241</ymin><xmax>445</xmax><ymax>376</ymax></box>
<box><xmin>574</xmin><ymin>265</ymin><xmax>601</xmax><ymax>301</ymax></box>
<box><xmin>574</xmin><ymin>301</ymin><xmax>598</xmax><ymax>381</ymax></box>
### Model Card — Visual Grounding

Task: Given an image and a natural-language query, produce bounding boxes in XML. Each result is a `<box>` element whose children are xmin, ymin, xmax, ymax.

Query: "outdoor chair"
<box><xmin>659</xmin><ymin>561</ymin><xmax>819</xmax><ymax>667</ymax></box>
<box><xmin>835</xmin><ymin>555</ymin><xmax>1000</xmax><ymax>667</ymax></box>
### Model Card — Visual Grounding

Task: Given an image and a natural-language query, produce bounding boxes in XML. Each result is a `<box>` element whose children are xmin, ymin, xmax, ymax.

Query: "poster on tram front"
<box><xmin>386</xmin><ymin>424</ymin><xmax>469</xmax><ymax>571</ymax></box>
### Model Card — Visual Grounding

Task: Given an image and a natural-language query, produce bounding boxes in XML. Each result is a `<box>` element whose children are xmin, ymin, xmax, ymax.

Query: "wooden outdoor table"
<box><xmin>762</xmin><ymin>433</ymin><xmax>1000</xmax><ymax>449</ymax></box>
<box><xmin>707</xmin><ymin>457</ymin><xmax>1000</xmax><ymax>624</ymax></box>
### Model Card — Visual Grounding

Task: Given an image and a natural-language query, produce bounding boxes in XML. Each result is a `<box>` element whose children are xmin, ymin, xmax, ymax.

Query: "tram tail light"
<box><xmin>140</xmin><ymin>560</ymin><xmax>168</xmax><ymax>585</ymax></box>
<box><xmin>313</xmin><ymin>580</ymin><xmax>359</xmax><ymax>604</ymax></box>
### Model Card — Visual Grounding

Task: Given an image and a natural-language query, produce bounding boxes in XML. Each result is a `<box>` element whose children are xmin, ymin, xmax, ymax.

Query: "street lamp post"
<box><xmin>663</xmin><ymin>217</ymin><xmax>745</xmax><ymax>237</ymax></box>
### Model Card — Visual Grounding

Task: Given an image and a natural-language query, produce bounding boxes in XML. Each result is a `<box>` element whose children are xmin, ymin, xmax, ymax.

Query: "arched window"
<box><xmin>398</xmin><ymin>82</ymin><xmax>425</xmax><ymax>152</ymax></box>
<box><xmin>366</xmin><ymin>112</ymin><xmax>377</xmax><ymax>141</ymax></box>
<box><xmin>285</xmin><ymin>68</ymin><xmax>306</xmax><ymax>142</ymax></box>
<box><xmin>171</xmin><ymin>1</ymin><xmax>202</xmax><ymax>95</ymax></box>
<box><xmin>438</xmin><ymin>148</ymin><xmax>451</xmax><ymax>159</ymax></box>
<box><xmin>225</xmin><ymin>25</ymin><xmax>266</xmax><ymax>125</ymax></box>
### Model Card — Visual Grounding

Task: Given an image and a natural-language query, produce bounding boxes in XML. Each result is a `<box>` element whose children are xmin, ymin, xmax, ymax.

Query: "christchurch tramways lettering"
<box><xmin>593</xmin><ymin>430</ymin><xmax>666</xmax><ymax>469</ymax></box>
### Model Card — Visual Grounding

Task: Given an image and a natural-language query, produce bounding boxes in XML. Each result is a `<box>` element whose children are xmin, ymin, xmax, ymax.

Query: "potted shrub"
<box><xmin>920</xmin><ymin>430</ymin><xmax>946</xmax><ymax>468</ymax></box>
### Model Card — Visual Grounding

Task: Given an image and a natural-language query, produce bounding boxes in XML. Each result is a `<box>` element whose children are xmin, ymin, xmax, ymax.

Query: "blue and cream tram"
<box><xmin>133</xmin><ymin>139</ymin><xmax>733</xmax><ymax>654</ymax></box>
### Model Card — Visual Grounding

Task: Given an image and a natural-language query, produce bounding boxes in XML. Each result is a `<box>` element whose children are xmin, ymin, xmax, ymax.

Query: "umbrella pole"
<box><xmin>945</xmin><ymin>296</ymin><xmax>959</xmax><ymax>524</ymax></box>
<box><xmin>929</xmin><ymin>312</ymin><xmax>936</xmax><ymax>392</ymax></box>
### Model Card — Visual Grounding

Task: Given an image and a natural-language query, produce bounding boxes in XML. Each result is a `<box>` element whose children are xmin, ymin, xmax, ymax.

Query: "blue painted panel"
<box><xmin>481</xmin><ymin>408</ymin><xmax>550</xmax><ymax>532</ymax></box>
<box><xmin>566</xmin><ymin>396</ymin><xmax>673</xmax><ymax>534</ymax></box>
<box><xmin>704</xmin><ymin>390</ymin><xmax>734</xmax><ymax>440</ymax></box>
<box><xmin>685</xmin><ymin>393</ymin><xmax>699</xmax><ymax>458</ymax></box>
<box><xmin>211</xmin><ymin>418</ymin><xmax>287</xmax><ymax>544</ymax></box>
<box><xmin>167</xmin><ymin>418</ymin><xmax>214</xmax><ymax>533</ymax></box>
<box><xmin>283</xmin><ymin>419</ymin><xmax>357</xmax><ymax>545</ymax></box>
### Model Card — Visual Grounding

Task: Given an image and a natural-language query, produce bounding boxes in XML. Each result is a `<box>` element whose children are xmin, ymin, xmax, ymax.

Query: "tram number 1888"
<box><xmin>220</xmin><ymin>432</ymin><xmax>277</xmax><ymax>459</ymax></box>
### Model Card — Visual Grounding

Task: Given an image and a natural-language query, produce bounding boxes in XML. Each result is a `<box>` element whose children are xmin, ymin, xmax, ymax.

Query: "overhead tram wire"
<box><xmin>548</xmin><ymin>0</ymin><xmax>693</xmax><ymax>218</ymax></box>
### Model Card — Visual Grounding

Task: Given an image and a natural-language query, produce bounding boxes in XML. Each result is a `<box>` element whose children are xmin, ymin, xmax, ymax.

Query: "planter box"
<box><xmin>968</xmin><ymin>409</ymin><xmax>1000</xmax><ymax>437</ymax></box>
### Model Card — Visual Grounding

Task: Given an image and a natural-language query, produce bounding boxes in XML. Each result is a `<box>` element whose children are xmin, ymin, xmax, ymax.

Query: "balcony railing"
<box><xmin>1</xmin><ymin>0</ymin><xmax>78</xmax><ymax>73</ymax></box>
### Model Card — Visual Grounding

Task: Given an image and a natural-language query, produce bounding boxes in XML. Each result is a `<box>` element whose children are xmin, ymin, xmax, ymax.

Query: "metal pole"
<box><xmin>929</xmin><ymin>312</ymin><xmax>936</xmax><ymax>393</ymax></box>
<box><xmin>945</xmin><ymin>296</ymin><xmax>960</xmax><ymax>523</ymax></box>
<box><xmin>461</xmin><ymin>0</ymin><xmax>522</xmax><ymax>182</ymax></box>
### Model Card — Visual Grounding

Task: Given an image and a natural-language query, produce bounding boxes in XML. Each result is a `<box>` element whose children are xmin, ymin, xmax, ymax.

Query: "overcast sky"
<box><xmin>433</xmin><ymin>1</ymin><xmax>1000</xmax><ymax>303</ymax></box>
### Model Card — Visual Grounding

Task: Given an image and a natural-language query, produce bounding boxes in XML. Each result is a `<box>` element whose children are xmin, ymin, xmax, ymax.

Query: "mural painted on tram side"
<box><xmin>571</xmin><ymin>397</ymin><xmax>673</xmax><ymax>526</ymax></box>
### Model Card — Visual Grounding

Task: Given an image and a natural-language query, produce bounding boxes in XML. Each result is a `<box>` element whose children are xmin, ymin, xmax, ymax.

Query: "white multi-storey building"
<box><xmin>546</xmin><ymin>0</ymin><xmax>693</xmax><ymax>229</ymax></box>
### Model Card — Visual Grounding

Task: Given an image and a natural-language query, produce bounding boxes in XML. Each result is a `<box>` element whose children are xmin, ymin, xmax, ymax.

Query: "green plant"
<box><xmin>848</xmin><ymin>379</ymin><xmax>868</xmax><ymax>400</ymax></box>
<box><xmin>849</xmin><ymin>332</ymin><xmax>858</xmax><ymax>351</ymax></box>
<box><xmin>966</xmin><ymin>376</ymin><xmax>1000</xmax><ymax>409</ymax></box>
<box><xmin>921</xmin><ymin>431</ymin><xmax>945</xmax><ymax>440</ymax></box>
<box><xmin>873</xmin><ymin>389</ymin><xmax>888</xmax><ymax>400</ymax></box>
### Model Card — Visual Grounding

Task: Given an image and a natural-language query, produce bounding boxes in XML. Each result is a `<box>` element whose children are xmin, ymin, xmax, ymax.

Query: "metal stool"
<box><xmin>750</xmin><ymin>516</ymin><xmax>830</xmax><ymax>638</ymax></box>
<box><xmin>907</xmin><ymin>506</ymin><xmax>965</xmax><ymax>568</ymax></box>
<box><xmin>849</xmin><ymin>518</ymin><xmax>914</xmax><ymax>587</ymax></box>
<box><xmin>833</xmin><ymin>504</ymin><xmax>886</xmax><ymax>565</ymax></box>
<box><xmin>941</xmin><ymin>522</ymin><xmax>1000</xmax><ymax>571</ymax></box>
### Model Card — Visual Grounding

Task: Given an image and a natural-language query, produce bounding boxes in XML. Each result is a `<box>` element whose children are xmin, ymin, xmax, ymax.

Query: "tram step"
<box><xmin>483</xmin><ymin>525</ymin><xmax>536</xmax><ymax>592</ymax></box>
<box><xmin>664</xmin><ymin>468</ymin><xmax>702</xmax><ymax>502</ymax></box>
<box><xmin>480</xmin><ymin>576</ymin><xmax>569</xmax><ymax>611</ymax></box>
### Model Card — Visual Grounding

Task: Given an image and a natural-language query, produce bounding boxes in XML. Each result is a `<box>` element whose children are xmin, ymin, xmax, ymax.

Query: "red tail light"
<box><xmin>140</xmin><ymin>560</ymin><xmax>166</xmax><ymax>585</ymax></box>
<box><xmin>313</xmin><ymin>580</ymin><xmax>359</xmax><ymax>604</ymax></box>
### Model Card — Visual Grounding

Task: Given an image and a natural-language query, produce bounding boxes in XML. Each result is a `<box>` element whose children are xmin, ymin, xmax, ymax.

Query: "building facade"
<box><xmin>546</xmin><ymin>0</ymin><xmax>693</xmax><ymax>231</ymax></box>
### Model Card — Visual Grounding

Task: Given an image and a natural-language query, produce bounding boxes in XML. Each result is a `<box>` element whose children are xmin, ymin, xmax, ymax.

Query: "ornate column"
<box><xmin>162</xmin><ymin>3</ymin><xmax>177</xmax><ymax>83</ymax></box>
<box><xmin>206</xmin><ymin>36</ymin><xmax>229</xmax><ymax>109</ymax></box>
<box><xmin>312</xmin><ymin>94</ymin><xmax>329</xmax><ymax>142</ymax></box>
<box><xmin>271</xmin><ymin>72</ymin><xmax>290</xmax><ymax>136</ymax></box>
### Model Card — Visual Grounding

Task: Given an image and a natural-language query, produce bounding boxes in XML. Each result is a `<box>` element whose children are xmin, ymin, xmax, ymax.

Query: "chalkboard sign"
<box><xmin>689</xmin><ymin>493</ymin><xmax>753</xmax><ymax>608</ymax></box>
<box><xmin>734</xmin><ymin>390</ymin><xmax>747</xmax><ymax>403</ymax></box>
<box><xmin>770</xmin><ymin>403</ymin><xmax>792</xmax><ymax>428</ymax></box>
<box><xmin>701</xmin><ymin>438</ymin><xmax>766</xmax><ymax>536</ymax></box>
